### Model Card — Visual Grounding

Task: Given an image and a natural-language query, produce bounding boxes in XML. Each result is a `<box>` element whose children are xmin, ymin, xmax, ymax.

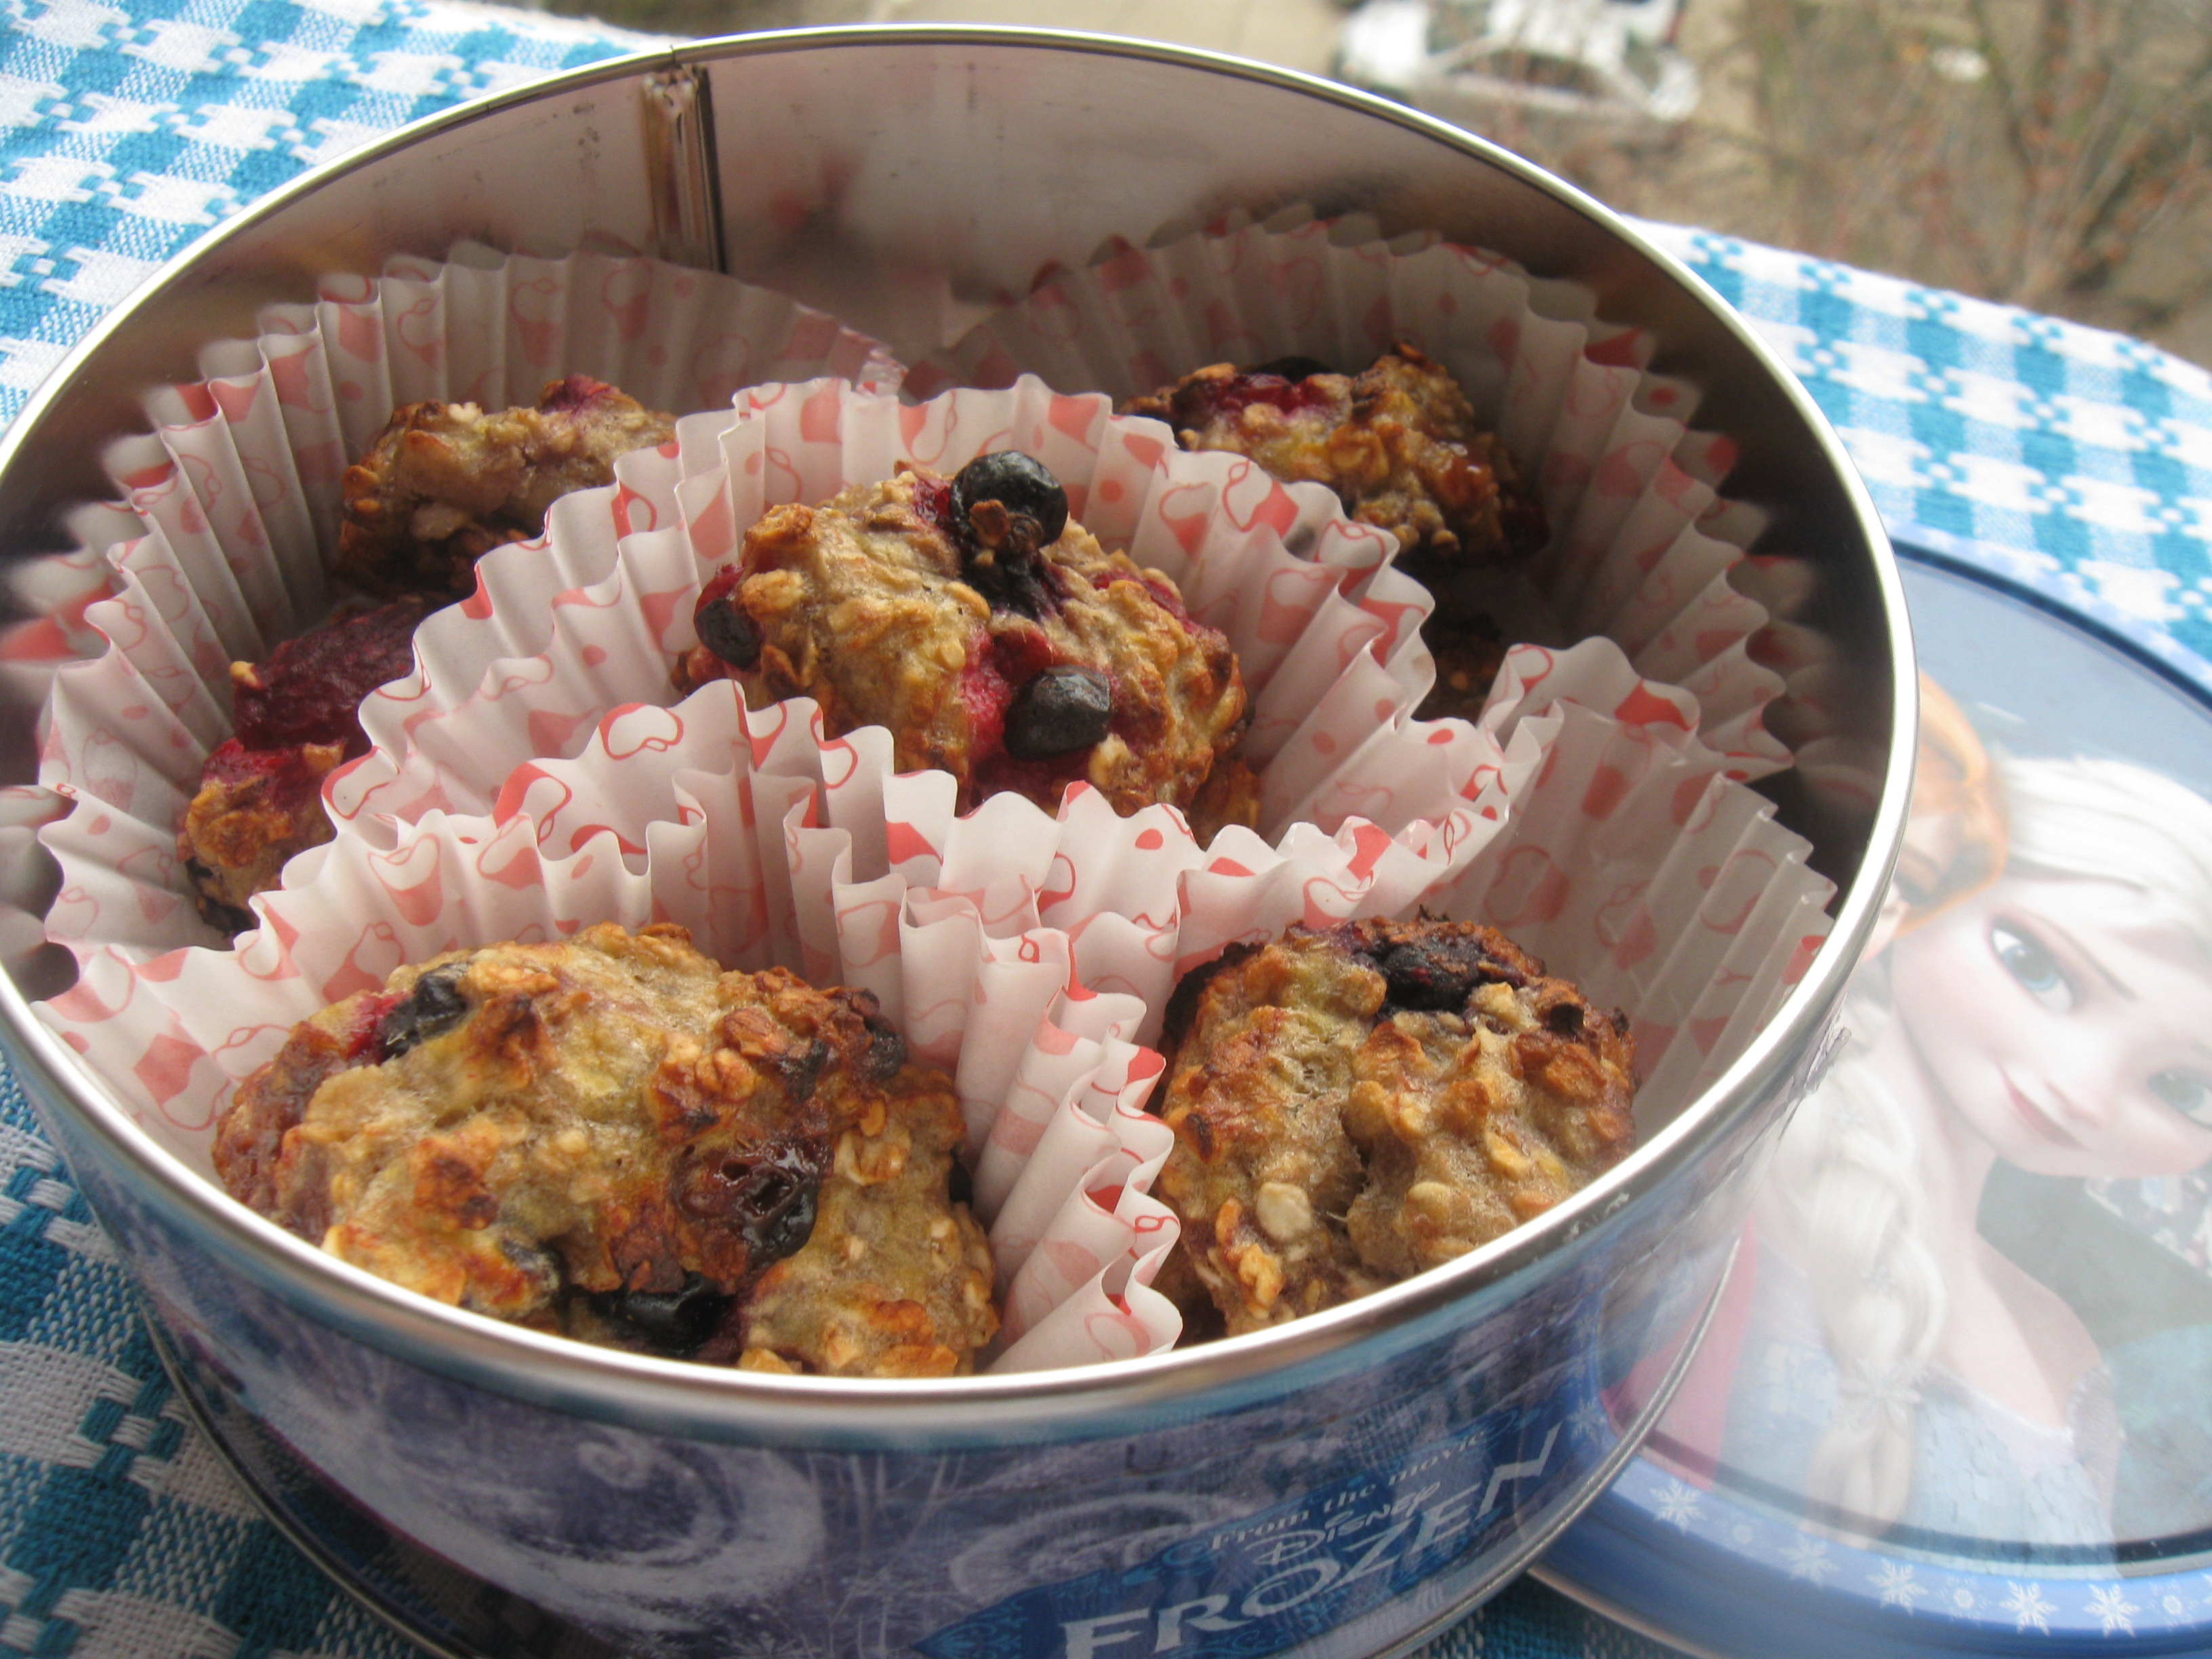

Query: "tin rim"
<box><xmin>0</xmin><ymin>24</ymin><xmax>1919</xmax><ymax>1431</ymax></box>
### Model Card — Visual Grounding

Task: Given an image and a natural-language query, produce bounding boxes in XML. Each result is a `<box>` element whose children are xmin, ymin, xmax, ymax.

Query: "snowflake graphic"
<box><xmin>1570</xmin><ymin>1399</ymin><xmax>1610</xmax><ymax>1445</ymax></box>
<box><xmin>1654</xmin><ymin>1480</ymin><xmax>1703</xmax><ymax>1530</ymax></box>
<box><xmin>1871</xmin><ymin>1562</ymin><xmax>1927</xmax><ymax>1610</ymax></box>
<box><xmin>1783</xmin><ymin>1536</ymin><xmax>1836</xmax><ymax>1587</ymax></box>
<box><xmin>2002</xmin><ymin>1582</ymin><xmax>2055</xmax><ymax>1633</ymax></box>
<box><xmin>2163</xmin><ymin>1594</ymin><xmax>2186</xmax><ymax>1616</ymax></box>
<box><xmin>2087</xmin><ymin>1584</ymin><xmax>2137</xmax><ymax>1635</ymax></box>
<box><xmin>1950</xmin><ymin>1586</ymin><xmax>1975</xmax><ymax>1612</ymax></box>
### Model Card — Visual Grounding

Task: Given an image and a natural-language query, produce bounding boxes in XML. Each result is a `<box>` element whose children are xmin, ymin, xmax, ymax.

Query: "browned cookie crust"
<box><xmin>338</xmin><ymin>374</ymin><xmax>675</xmax><ymax>600</ymax></box>
<box><xmin>1123</xmin><ymin>344</ymin><xmax>1544</xmax><ymax>567</ymax></box>
<box><xmin>216</xmin><ymin>924</ymin><xmax>998</xmax><ymax>1377</ymax></box>
<box><xmin>186</xmin><ymin>375</ymin><xmax>669</xmax><ymax>928</ymax></box>
<box><xmin>674</xmin><ymin>461</ymin><xmax>1256</xmax><ymax>834</ymax></box>
<box><xmin>1125</xmin><ymin>346</ymin><xmax>1546</xmax><ymax>723</ymax></box>
<box><xmin>1151</xmin><ymin>917</ymin><xmax>1636</xmax><ymax>1336</ymax></box>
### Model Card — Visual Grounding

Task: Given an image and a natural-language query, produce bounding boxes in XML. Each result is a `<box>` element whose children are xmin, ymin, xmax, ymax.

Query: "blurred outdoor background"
<box><xmin>506</xmin><ymin>0</ymin><xmax>2212</xmax><ymax>370</ymax></box>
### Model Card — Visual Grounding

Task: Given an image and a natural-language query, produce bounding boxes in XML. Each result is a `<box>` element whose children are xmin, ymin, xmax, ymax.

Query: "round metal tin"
<box><xmin>0</xmin><ymin>26</ymin><xmax>1915</xmax><ymax>1658</ymax></box>
<box><xmin>1543</xmin><ymin>533</ymin><xmax>2212</xmax><ymax>1656</ymax></box>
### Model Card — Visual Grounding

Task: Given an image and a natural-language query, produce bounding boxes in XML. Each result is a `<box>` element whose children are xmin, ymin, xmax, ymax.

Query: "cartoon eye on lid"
<box><xmin>1990</xmin><ymin>919</ymin><xmax>2076</xmax><ymax>1012</ymax></box>
<box><xmin>2150</xmin><ymin>1068</ymin><xmax>2212</xmax><ymax>1129</ymax></box>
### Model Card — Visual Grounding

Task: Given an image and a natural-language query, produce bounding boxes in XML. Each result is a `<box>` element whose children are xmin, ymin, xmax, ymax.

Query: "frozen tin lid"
<box><xmin>1540</xmin><ymin>535</ymin><xmax>2212</xmax><ymax>1658</ymax></box>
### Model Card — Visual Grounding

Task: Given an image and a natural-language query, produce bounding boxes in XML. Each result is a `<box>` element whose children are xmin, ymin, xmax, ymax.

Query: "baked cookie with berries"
<box><xmin>1150</xmin><ymin>916</ymin><xmax>1636</xmax><ymax>1336</ymax></box>
<box><xmin>1124</xmin><ymin>346</ymin><xmax>1545</xmax><ymax>722</ymax></box>
<box><xmin>674</xmin><ymin>451</ymin><xmax>1256</xmax><ymax>836</ymax></box>
<box><xmin>1124</xmin><ymin>344</ymin><xmax>1544</xmax><ymax>569</ymax></box>
<box><xmin>180</xmin><ymin>596</ymin><xmax>431</xmax><ymax>933</ymax></box>
<box><xmin>215</xmin><ymin>923</ymin><xmax>999</xmax><ymax>1378</ymax></box>
<box><xmin>338</xmin><ymin>374</ymin><xmax>675</xmax><ymax>600</ymax></box>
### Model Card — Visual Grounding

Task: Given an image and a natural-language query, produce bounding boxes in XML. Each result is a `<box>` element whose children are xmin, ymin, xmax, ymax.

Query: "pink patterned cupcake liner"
<box><xmin>307</xmin><ymin>371</ymin><xmax>1830</xmax><ymax>1118</ymax></box>
<box><xmin>329</xmin><ymin>377</ymin><xmax>1490</xmax><ymax>857</ymax></box>
<box><xmin>35</xmin><ymin>248</ymin><xmax>899</xmax><ymax>962</ymax></box>
<box><xmin>22</xmin><ymin>234</ymin><xmax>1842</xmax><ymax>1378</ymax></box>
<box><xmin>0</xmin><ymin>784</ymin><xmax>67</xmax><ymax>977</ymax></box>
<box><xmin>34</xmin><ymin>633</ymin><xmax>1831</xmax><ymax>1374</ymax></box>
<box><xmin>904</xmin><ymin>206</ymin><xmax>1789</xmax><ymax>775</ymax></box>
<box><xmin>37</xmin><ymin>693</ymin><xmax>1187</xmax><ymax>1372</ymax></box>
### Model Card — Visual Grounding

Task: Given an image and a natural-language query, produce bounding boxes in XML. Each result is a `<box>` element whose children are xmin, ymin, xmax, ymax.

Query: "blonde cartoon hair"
<box><xmin>1769</xmin><ymin>680</ymin><xmax>2212</xmax><ymax>1530</ymax></box>
<box><xmin>1891</xmin><ymin>677</ymin><xmax>2005</xmax><ymax>930</ymax></box>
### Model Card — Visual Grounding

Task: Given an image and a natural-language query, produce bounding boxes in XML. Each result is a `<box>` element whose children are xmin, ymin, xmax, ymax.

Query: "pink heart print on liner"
<box><xmin>33</xmin><ymin>249</ymin><xmax>903</xmax><ymax>966</ymax></box>
<box><xmin>906</xmin><ymin>204</ymin><xmax>1790</xmax><ymax>779</ymax></box>
<box><xmin>35</xmin><ymin>627</ymin><xmax>1831</xmax><ymax>1372</ymax></box>
<box><xmin>363</xmin><ymin>623</ymin><xmax>1821</xmax><ymax>1163</ymax></box>
<box><xmin>37</xmin><ymin>695</ymin><xmax>1187</xmax><ymax>1373</ymax></box>
<box><xmin>330</xmin><ymin>375</ymin><xmax>1492</xmax><ymax>856</ymax></box>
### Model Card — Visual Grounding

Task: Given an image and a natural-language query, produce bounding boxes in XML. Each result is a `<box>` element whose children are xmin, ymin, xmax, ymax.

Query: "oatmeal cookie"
<box><xmin>1151</xmin><ymin>917</ymin><xmax>1636</xmax><ymax>1336</ymax></box>
<box><xmin>216</xmin><ymin>924</ymin><xmax>998</xmax><ymax>1377</ymax></box>
<box><xmin>338</xmin><ymin>374</ymin><xmax>676</xmax><ymax>599</ymax></box>
<box><xmin>674</xmin><ymin>451</ymin><xmax>1256</xmax><ymax>834</ymax></box>
<box><xmin>1124</xmin><ymin>345</ymin><xmax>1544</xmax><ymax>567</ymax></box>
<box><xmin>180</xmin><ymin>596</ymin><xmax>430</xmax><ymax>932</ymax></box>
<box><xmin>1126</xmin><ymin>346</ymin><xmax>1545</xmax><ymax>723</ymax></box>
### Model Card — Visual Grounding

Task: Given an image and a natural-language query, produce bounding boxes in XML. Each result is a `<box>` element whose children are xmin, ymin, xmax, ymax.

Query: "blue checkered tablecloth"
<box><xmin>4</xmin><ymin>5</ymin><xmax>2212</xmax><ymax>1657</ymax></box>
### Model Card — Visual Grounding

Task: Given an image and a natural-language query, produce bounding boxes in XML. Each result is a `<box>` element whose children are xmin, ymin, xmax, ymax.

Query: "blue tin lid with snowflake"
<box><xmin>1540</xmin><ymin>531</ymin><xmax>2212</xmax><ymax>1658</ymax></box>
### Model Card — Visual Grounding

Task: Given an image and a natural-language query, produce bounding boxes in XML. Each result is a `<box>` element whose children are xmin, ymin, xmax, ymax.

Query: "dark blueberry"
<box><xmin>695</xmin><ymin>590</ymin><xmax>762</xmax><ymax>670</ymax></box>
<box><xmin>1544</xmin><ymin>1001</ymin><xmax>1585</xmax><ymax>1037</ymax></box>
<box><xmin>1004</xmin><ymin>666</ymin><xmax>1114</xmax><ymax>760</ymax></box>
<box><xmin>684</xmin><ymin>1141</ymin><xmax>826</xmax><ymax>1267</ymax></box>
<box><xmin>945</xmin><ymin>1158</ymin><xmax>975</xmax><ymax>1210</ymax></box>
<box><xmin>775</xmin><ymin>1038</ymin><xmax>830</xmax><ymax>1105</ymax></box>
<box><xmin>1248</xmin><ymin>354</ymin><xmax>1332</xmax><ymax>382</ymax></box>
<box><xmin>951</xmin><ymin>451</ymin><xmax>1068</xmax><ymax>557</ymax></box>
<box><xmin>497</xmin><ymin>1235</ymin><xmax>562</xmax><ymax>1300</ymax></box>
<box><xmin>591</xmin><ymin>1271</ymin><xmax>733</xmax><ymax>1357</ymax></box>
<box><xmin>966</xmin><ymin>556</ymin><xmax>1061</xmax><ymax>621</ymax></box>
<box><xmin>184</xmin><ymin>860</ymin><xmax>257</xmax><ymax>937</ymax></box>
<box><xmin>1369</xmin><ymin>934</ymin><xmax>1523</xmax><ymax>1013</ymax></box>
<box><xmin>859</xmin><ymin>1010</ymin><xmax>908</xmax><ymax>1082</ymax></box>
<box><xmin>378</xmin><ymin>968</ymin><xmax>470</xmax><ymax>1057</ymax></box>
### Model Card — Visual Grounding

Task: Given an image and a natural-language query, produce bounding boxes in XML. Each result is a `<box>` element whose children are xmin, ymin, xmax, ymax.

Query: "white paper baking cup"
<box><xmin>905</xmin><ymin>207</ymin><xmax>1788</xmax><ymax>777</ymax></box>
<box><xmin>35</xmin><ymin>249</ymin><xmax>901</xmax><ymax>962</ymax></box>
<box><xmin>35</xmin><ymin>631</ymin><xmax>1830</xmax><ymax>1374</ymax></box>
<box><xmin>309</xmin><ymin>371</ymin><xmax>1829</xmax><ymax>1125</ymax></box>
<box><xmin>0</xmin><ymin>783</ymin><xmax>66</xmax><ymax>976</ymax></box>
<box><xmin>327</xmin><ymin>375</ymin><xmax>1499</xmax><ymax>859</ymax></box>
<box><xmin>37</xmin><ymin>694</ymin><xmax>1186</xmax><ymax>1373</ymax></box>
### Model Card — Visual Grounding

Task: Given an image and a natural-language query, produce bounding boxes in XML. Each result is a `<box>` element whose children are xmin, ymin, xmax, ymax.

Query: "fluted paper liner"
<box><xmin>905</xmin><ymin>207</ymin><xmax>1788</xmax><ymax>775</ymax></box>
<box><xmin>37</xmin><ymin>697</ymin><xmax>1186</xmax><ymax>1372</ymax></box>
<box><xmin>327</xmin><ymin>377</ymin><xmax>1497</xmax><ymax>859</ymax></box>
<box><xmin>37</xmin><ymin>632</ymin><xmax>1832</xmax><ymax>1373</ymax></box>
<box><xmin>28</xmin><ymin>238</ymin><xmax>1839</xmax><ymax>1372</ymax></box>
<box><xmin>35</xmin><ymin>249</ymin><xmax>899</xmax><ymax>962</ymax></box>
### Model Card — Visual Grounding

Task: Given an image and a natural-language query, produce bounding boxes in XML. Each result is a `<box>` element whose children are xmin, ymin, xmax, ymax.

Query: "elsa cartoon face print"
<box><xmin>1696</xmin><ymin>734</ymin><xmax>2212</xmax><ymax>1547</ymax></box>
<box><xmin>1889</xmin><ymin>872</ymin><xmax>2212</xmax><ymax>1182</ymax></box>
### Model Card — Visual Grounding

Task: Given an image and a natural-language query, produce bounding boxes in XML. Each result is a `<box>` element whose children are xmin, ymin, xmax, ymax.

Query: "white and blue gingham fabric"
<box><xmin>1636</xmin><ymin>222</ymin><xmax>2212</xmax><ymax>673</ymax></box>
<box><xmin>5</xmin><ymin>7</ymin><xmax>2212</xmax><ymax>1657</ymax></box>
